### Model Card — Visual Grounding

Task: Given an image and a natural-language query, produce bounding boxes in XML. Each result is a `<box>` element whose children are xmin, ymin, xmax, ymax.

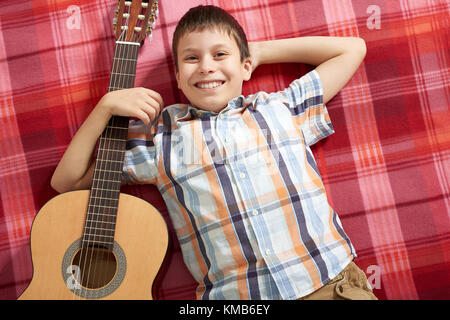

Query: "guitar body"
<box><xmin>19</xmin><ymin>190</ymin><xmax>168</xmax><ymax>300</ymax></box>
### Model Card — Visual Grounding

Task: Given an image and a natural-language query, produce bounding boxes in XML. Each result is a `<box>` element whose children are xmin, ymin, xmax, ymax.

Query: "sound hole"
<box><xmin>71</xmin><ymin>246</ymin><xmax>117</xmax><ymax>289</ymax></box>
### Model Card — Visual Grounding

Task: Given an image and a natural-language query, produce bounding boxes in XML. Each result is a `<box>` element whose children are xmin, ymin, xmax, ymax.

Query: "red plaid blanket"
<box><xmin>0</xmin><ymin>0</ymin><xmax>448</xmax><ymax>300</ymax></box>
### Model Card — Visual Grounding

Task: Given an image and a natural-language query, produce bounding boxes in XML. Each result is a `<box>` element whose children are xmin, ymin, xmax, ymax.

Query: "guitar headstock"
<box><xmin>113</xmin><ymin>0</ymin><xmax>159</xmax><ymax>44</ymax></box>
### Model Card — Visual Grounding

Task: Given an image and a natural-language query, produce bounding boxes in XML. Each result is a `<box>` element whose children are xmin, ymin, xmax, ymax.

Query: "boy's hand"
<box><xmin>246</xmin><ymin>37</ymin><xmax>366</xmax><ymax>104</ymax></box>
<box><xmin>98</xmin><ymin>87</ymin><xmax>164</xmax><ymax>125</ymax></box>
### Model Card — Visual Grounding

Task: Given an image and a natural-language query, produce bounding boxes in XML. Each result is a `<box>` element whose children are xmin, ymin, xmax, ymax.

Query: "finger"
<box><xmin>139</xmin><ymin>100</ymin><xmax>158</xmax><ymax>122</ymax></box>
<box><xmin>143</xmin><ymin>89</ymin><xmax>164</xmax><ymax>109</ymax></box>
<box><xmin>142</xmin><ymin>95</ymin><xmax>162</xmax><ymax>115</ymax></box>
<box><xmin>134</xmin><ymin>108</ymin><xmax>151</xmax><ymax>125</ymax></box>
<box><xmin>135</xmin><ymin>88</ymin><xmax>163</xmax><ymax>111</ymax></box>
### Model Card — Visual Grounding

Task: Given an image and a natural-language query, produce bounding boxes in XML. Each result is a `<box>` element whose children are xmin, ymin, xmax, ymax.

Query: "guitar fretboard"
<box><xmin>82</xmin><ymin>41</ymin><xmax>139</xmax><ymax>249</ymax></box>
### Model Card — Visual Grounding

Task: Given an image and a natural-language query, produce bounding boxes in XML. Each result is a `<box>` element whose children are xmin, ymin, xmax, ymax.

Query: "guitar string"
<box><xmin>88</xmin><ymin>33</ymin><xmax>123</xmax><ymax>296</ymax></box>
<box><xmin>76</xmin><ymin>30</ymin><xmax>126</xmax><ymax>299</ymax></box>
<box><xmin>98</xmin><ymin>2</ymin><xmax>156</xmax><ymax>295</ymax></box>
<box><xmin>92</xmin><ymin>28</ymin><xmax>137</xmax><ymax>296</ymax></box>
<box><xmin>97</xmin><ymin>34</ymin><xmax>133</xmax><ymax>291</ymax></box>
<box><xmin>87</xmin><ymin>32</ymin><xmax>128</xmax><ymax>296</ymax></box>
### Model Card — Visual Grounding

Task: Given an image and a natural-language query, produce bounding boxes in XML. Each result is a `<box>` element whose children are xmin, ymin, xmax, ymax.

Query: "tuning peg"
<box><xmin>152</xmin><ymin>1</ymin><xmax>159</xmax><ymax>16</ymax></box>
<box><xmin>113</xmin><ymin>17</ymin><xmax>118</xmax><ymax>31</ymax></box>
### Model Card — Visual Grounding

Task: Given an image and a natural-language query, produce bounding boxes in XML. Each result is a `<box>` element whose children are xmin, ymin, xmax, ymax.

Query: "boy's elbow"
<box><xmin>50</xmin><ymin>175</ymin><xmax>67</xmax><ymax>194</ymax></box>
<box><xmin>355</xmin><ymin>37</ymin><xmax>367</xmax><ymax>58</ymax></box>
<box><xmin>50</xmin><ymin>172</ymin><xmax>76</xmax><ymax>194</ymax></box>
<box><xmin>51</xmin><ymin>167</ymin><xmax>94</xmax><ymax>193</ymax></box>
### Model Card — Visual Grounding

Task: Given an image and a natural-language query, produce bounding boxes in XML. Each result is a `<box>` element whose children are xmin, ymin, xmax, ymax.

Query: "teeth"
<box><xmin>197</xmin><ymin>81</ymin><xmax>223</xmax><ymax>89</ymax></box>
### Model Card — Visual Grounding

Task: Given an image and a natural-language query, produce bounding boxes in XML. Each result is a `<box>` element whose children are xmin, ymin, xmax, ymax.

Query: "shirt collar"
<box><xmin>180</xmin><ymin>95</ymin><xmax>247</xmax><ymax>120</ymax></box>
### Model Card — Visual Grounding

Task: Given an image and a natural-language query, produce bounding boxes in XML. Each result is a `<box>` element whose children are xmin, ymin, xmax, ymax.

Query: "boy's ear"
<box><xmin>242</xmin><ymin>57</ymin><xmax>253</xmax><ymax>81</ymax></box>
<box><xmin>175</xmin><ymin>69</ymin><xmax>181</xmax><ymax>89</ymax></box>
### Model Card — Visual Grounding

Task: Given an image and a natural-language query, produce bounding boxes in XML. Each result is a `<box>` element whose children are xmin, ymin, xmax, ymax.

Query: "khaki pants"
<box><xmin>299</xmin><ymin>261</ymin><xmax>378</xmax><ymax>300</ymax></box>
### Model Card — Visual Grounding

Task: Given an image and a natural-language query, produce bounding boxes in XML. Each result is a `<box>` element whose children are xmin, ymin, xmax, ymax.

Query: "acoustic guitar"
<box><xmin>19</xmin><ymin>0</ymin><xmax>168</xmax><ymax>300</ymax></box>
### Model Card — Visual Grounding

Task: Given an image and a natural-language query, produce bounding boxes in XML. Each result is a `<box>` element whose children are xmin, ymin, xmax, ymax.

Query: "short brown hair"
<box><xmin>172</xmin><ymin>5</ymin><xmax>250</xmax><ymax>71</ymax></box>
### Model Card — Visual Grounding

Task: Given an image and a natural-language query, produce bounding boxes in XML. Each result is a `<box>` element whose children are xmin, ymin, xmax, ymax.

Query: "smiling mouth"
<box><xmin>195</xmin><ymin>81</ymin><xmax>225</xmax><ymax>89</ymax></box>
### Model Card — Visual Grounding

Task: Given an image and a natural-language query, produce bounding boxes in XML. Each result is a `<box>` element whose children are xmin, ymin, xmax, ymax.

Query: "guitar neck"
<box><xmin>84</xmin><ymin>41</ymin><xmax>140</xmax><ymax>249</ymax></box>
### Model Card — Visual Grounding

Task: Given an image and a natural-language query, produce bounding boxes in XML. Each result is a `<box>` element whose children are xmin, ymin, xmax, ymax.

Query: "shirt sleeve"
<box><xmin>121</xmin><ymin>119</ymin><xmax>158</xmax><ymax>185</ymax></box>
<box><xmin>280</xmin><ymin>69</ymin><xmax>334</xmax><ymax>146</ymax></box>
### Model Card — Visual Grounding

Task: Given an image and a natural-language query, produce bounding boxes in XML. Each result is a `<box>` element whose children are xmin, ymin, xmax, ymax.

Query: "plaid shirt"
<box><xmin>122</xmin><ymin>70</ymin><xmax>356</xmax><ymax>299</ymax></box>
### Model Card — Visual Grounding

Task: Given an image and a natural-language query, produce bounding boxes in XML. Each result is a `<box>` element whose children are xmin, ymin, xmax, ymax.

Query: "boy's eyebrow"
<box><xmin>180</xmin><ymin>43</ymin><xmax>231</xmax><ymax>55</ymax></box>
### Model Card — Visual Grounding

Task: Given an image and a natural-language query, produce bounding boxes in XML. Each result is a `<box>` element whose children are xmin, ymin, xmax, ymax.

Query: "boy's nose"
<box><xmin>198</xmin><ymin>57</ymin><xmax>216</xmax><ymax>74</ymax></box>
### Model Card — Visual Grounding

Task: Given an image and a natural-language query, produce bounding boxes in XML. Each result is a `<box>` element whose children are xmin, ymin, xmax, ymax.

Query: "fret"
<box><xmin>84</xmin><ymin>233</ymin><xmax>114</xmax><ymax>239</ymax></box>
<box><xmin>98</xmin><ymin>147</ymin><xmax>125</xmax><ymax>152</ymax></box>
<box><xmin>85</xmin><ymin>226</ymin><xmax>115</xmax><ymax>232</ymax></box>
<box><xmin>105</xmin><ymin>125</ymin><xmax>129</xmax><ymax>130</ymax></box>
<box><xmin>93</xmin><ymin>168</ymin><xmax>122</xmax><ymax>175</ymax></box>
<box><xmin>91</xmin><ymin>187</ymin><xmax>121</xmax><ymax>192</ymax></box>
<box><xmin>100</xmin><ymin>137</ymin><xmax>126</xmax><ymax>142</ymax></box>
<box><xmin>82</xmin><ymin>239</ymin><xmax>114</xmax><ymax>246</ymax></box>
<box><xmin>90</xmin><ymin>196</ymin><xmax>119</xmax><ymax>202</ymax></box>
<box><xmin>86</xmin><ymin>217</ymin><xmax>116</xmax><ymax>225</ymax></box>
<box><xmin>84</xmin><ymin>228</ymin><xmax>115</xmax><ymax>236</ymax></box>
<box><xmin>92</xmin><ymin>177</ymin><xmax>121</xmax><ymax>184</ymax></box>
<box><xmin>97</xmin><ymin>143</ymin><xmax>125</xmax><ymax>150</ymax></box>
<box><xmin>108</xmin><ymin>86</ymin><xmax>126</xmax><ymax>90</ymax></box>
<box><xmin>85</xmin><ymin>217</ymin><xmax>116</xmax><ymax>226</ymax></box>
<box><xmin>86</xmin><ymin>219</ymin><xmax>116</xmax><ymax>225</ymax></box>
<box><xmin>95</xmin><ymin>157</ymin><xmax>124</xmax><ymax>164</ymax></box>
<box><xmin>88</xmin><ymin>204</ymin><xmax>119</xmax><ymax>210</ymax></box>
<box><xmin>112</xmin><ymin>57</ymin><xmax>137</xmax><ymax>62</ymax></box>
<box><xmin>111</xmin><ymin>72</ymin><xmax>136</xmax><ymax>77</ymax></box>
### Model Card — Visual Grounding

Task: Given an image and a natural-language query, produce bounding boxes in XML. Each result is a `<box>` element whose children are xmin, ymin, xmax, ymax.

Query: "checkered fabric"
<box><xmin>0</xmin><ymin>0</ymin><xmax>448</xmax><ymax>300</ymax></box>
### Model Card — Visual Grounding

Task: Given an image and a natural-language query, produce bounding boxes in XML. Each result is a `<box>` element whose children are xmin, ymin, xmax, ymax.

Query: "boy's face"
<box><xmin>175</xmin><ymin>28</ymin><xmax>252</xmax><ymax>112</ymax></box>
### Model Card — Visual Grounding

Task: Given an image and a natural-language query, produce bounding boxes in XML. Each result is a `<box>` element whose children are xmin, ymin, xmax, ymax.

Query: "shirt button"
<box><xmin>239</xmin><ymin>172</ymin><xmax>246</xmax><ymax>179</ymax></box>
<box><xmin>265</xmin><ymin>249</ymin><xmax>271</xmax><ymax>256</ymax></box>
<box><xmin>252</xmin><ymin>210</ymin><xmax>258</xmax><ymax>216</ymax></box>
<box><xmin>219</xmin><ymin>113</ymin><xmax>225</xmax><ymax>119</ymax></box>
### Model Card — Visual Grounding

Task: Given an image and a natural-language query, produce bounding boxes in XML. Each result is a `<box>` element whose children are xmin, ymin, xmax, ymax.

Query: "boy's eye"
<box><xmin>185</xmin><ymin>56</ymin><xmax>198</xmax><ymax>61</ymax></box>
<box><xmin>215</xmin><ymin>52</ymin><xmax>227</xmax><ymax>58</ymax></box>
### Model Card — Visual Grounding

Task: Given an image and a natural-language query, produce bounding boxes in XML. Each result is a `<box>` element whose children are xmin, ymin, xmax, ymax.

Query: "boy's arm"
<box><xmin>249</xmin><ymin>36</ymin><xmax>366</xmax><ymax>104</ymax></box>
<box><xmin>51</xmin><ymin>88</ymin><xmax>163</xmax><ymax>193</ymax></box>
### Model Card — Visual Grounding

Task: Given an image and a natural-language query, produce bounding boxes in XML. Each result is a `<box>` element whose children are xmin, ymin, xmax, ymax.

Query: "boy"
<box><xmin>51</xmin><ymin>5</ymin><xmax>375</xmax><ymax>300</ymax></box>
